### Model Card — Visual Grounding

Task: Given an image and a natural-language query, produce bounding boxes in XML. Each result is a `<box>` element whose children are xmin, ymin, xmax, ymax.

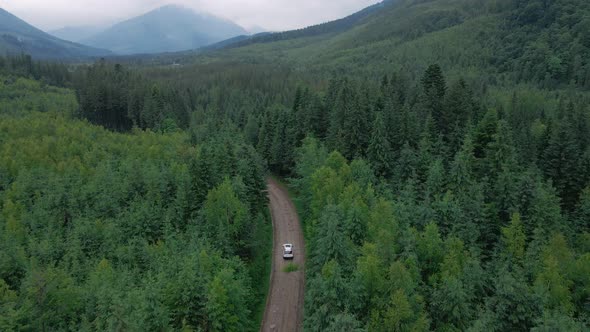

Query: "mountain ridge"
<box><xmin>190</xmin><ymin>0</ymin><xmax>589</xmax><ymax>90</ymax></box>
<box><xmin>82</xmin><ymin>4</ymin><xmax>248</xmax><ymax>55</ymax></box>
<box><xmin>0</xmin><ymin>8</ymin><xmax>111</xmax><ymax>59</ymax></box>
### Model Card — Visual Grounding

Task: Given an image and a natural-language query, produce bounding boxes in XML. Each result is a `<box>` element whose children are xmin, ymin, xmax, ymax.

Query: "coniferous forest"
<box><xmin>1</xmin><ymin>0</ymin><xmax>590</xmax><ymax>331</ymax></box>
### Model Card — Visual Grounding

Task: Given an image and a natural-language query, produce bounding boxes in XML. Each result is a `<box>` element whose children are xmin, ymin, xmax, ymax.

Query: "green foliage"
<box><xmin>3</xmin><ymin>0</ymin><xmax>590</xmax><ymax>329</ymax></box>
<box><xmin>501</xmin><ymin>213</ymin><xmax>526</xmax><ymax>262</ymax></box>
<box><xmin>0</xmin><ymin>54</ymin><xmax>71</xmax><ymax>87</ymax></box>
<box><xmin>367</xmin><ymin>111</ymin><xmax>393</xmax><ymax>178</ymax></box>
<box><xmin>0</xmin><ymin>79</ymin><xmax>268</xmax><ymax>330</ymax></box>
<box><xmin>201</xmin><ymin>178</ymin><xmax>249</xmax><ymax>255</ymax></box>
<box><xmin>290</xmin><ymin>66</ymin><xmax>589</xmax><ymax>329</ymax></box>
<box><xmin>0</xmin><ymin>75</ymin><xmax>77</xmax><ymax>116</ymax></box>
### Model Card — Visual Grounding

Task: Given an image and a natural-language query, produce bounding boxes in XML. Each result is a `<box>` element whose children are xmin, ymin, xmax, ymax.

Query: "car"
<box><xmin>283</xmin><ymin>243</ymin><xmax>294</xmax><ymax>259</ymax></box>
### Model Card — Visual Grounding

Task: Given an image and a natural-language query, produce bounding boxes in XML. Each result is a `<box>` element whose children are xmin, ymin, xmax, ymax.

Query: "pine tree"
<box><xmin>393</xmin><ymin>143</ymin><xmax>418</xmax><ymax>190</ymax></box>
<box><xmin>541</xmin><ymin>119</ymin><xmax>585</xmax><ymax>211</ymax></box>
<box><xmin>421</xmin><ymin>64</ymin><xmax>447</xmax><ymax>135</ymax></box>
<box><xmin>575</xmin><ymin>187</ymin><xmax>590</xmax><ymax>233</ymax></box>
<box><xmin>201</xmin><ymin>179</ymin><xmax>249</xmax><ymax>255</ymax></box>
<box><xmin>430</xmin><ymin>238</ymin><xmax>482</xmax><ymax>331</ymax></box>
<box><xmin>501</xmin><ymin>213</ymin><xmax>526</xmax><ymax>263</ymax></box>
<box><xmin>311</xmin><ymin>205</ymin><xmax>356</xmax><ymax>274</ymax></box>
<box><xmin>206</xmin><ymin>268</ymin><xmax>250</xmax><ymax>332</ymax></box>
<box><xmin>342</xmin><ymin>83</ymin><xmax>370</xmax><ymax>159</ymax></box>
<box><xmin>304</xmin><ymin>260</ymin><xmax>351</xmax><ymax>332</ymax></box>
<box><xmin>450</xmin><ymin>132</ymin><xmax>477</xmax><ymax>191</ymax></box>
<box><xmin>534</xmin><ymin>255</ymin><xmax>574</xmax><ymax>315</ymax></box>
<box><xmin>243</xmin><ymin>114</ymin><xmax>259</xmax><ymax>146</ymax></box>
<box><xmin>473</xmin><ymin>109</ymin><xmax>499</xmax><ymax>160</ymax></box>
<box><xmin>444</xmin><ymin>78</ymin><xmax>477</xmax><ymax>149</ymax></box>
<box><xmin>526</xmin><ymin>182</ymin><xmax>564</xmax><ymax>240</ymax></box>
<box><xmin>367</xmin><ymin>112</ymin><xmax>393</xmax><ymax>178</ymax></box>
<box><xmin>326</xmin><ymin>79</ymin><xmax>350</xmax><ymax>155</ymax></box>
<box><xmin>256</xmin><ymin>111</ymin><xmax>273</xmax><ymax>161</ymax></box>
<box><xmin>484</xmin><ymin>266</ymin><xmax>541</xmax><ymax>331</ymax></box>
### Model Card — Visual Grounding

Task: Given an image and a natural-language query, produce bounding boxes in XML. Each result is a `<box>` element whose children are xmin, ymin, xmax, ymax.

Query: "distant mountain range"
<box><xmin>0</xmin><ymin>8</ymin><xmax>111</xmax><ymax>59</ymax></box>
<box><xmin>80</xmin><ymin>5</ymin><xmax>248</xmax><ymax>55</ymax></box>
<box><xmin>0</xmin><ymin>4</ymin><xmax>255</xmax><ymax>58</ymax></box>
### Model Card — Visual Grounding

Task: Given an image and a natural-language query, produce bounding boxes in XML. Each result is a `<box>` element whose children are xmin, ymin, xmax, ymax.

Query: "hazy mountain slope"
<box><xmin>0</xmin><ymin>8</ymin><xmax>111</xmax><ymax>59</ymax></box>
<box><xmin>49</xmin><ymin>26</ymin><xmax>105</xmax><ymax>43</ymax></box>
<box><xmin>82</xmin><ymin>5</ymin><xmax>247</xmax><ymax>55</ymax></box>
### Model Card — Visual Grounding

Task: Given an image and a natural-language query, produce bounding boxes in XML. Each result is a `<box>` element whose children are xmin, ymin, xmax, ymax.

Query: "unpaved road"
<box><xmin>261</xmin><ymin>178</ymin><xmax>305</xmax><ymax>332</ymax></box>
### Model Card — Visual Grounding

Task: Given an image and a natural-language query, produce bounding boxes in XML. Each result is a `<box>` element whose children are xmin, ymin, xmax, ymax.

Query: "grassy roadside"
<box><xmin>283</xmin><ymin>262</ymin><xmax>300</xmax><ymax>272</ymax></box>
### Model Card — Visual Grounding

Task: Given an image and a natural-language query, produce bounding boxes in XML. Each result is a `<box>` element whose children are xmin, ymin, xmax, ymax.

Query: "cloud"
<box><xmin>0</xmin><ymin>0</ymin><xmax>380</xmax><ymax>31</ymax></box>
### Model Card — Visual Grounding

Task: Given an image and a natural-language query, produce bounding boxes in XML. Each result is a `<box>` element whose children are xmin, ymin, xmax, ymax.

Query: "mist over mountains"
<box><xmin>80</xmin><ymin>5</ymin><xmax>249</xmax><ymax>55</ymax></box>
<box><xmin>0</xmin><ymin>4</ymin><xmax>254</xmax><ymax>58</ymax></box>
<box><xmin>49</xmin><ymin>26</ymin><xmax>106</xmax><ymax>43</ymax></box>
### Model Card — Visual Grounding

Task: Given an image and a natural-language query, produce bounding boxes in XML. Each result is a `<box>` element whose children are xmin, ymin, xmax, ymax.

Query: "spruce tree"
<box><xmin>367</xmin><ymin>112</ymin><xmax>393</xmax><ymax>178</ymax></box>
<box><xmin>421</xmin><ymin>64</ymin><xmax>447</xmax><ymax>135</ymax></box>
<box><xmin>342</xmin><ymin>83</ymin><xmax>369</xmax><ymax>159</ymax></box>
<box><xmin>444</xmin><ymin>78</ymin><xmax>476</xmax><ymax>151</ymax></box>
<box><xmin>326</xmin><ymin>79</ymin><xmax>349</xmax><ymax>154</ymax></box>
<box><xmin>541</xmin><ymin>120</ymin><xmax>585</xmax><ymax>211</ymax></box>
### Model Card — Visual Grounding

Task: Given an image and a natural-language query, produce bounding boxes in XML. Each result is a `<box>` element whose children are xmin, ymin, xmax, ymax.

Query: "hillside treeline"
<box><xmin>0</xmin><ymin>76</ymin><xmax>269</xmax><ymax>331</ymax></box>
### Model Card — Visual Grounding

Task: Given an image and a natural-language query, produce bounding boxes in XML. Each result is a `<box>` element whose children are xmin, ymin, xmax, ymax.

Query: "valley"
<box><xmin>0</xmin><ymin>0</ymin><xmax>589</xmax><ymax>331</ymax></box>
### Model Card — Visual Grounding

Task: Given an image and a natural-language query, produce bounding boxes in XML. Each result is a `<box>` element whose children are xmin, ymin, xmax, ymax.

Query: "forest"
<box><xmin>0</xmin><ymin>74</ymin><xmax>269</xmax><ymax>331</ymax></box>
<box><xmin>0</xmin><ymin>0</ymin><xmax>589</xmax><ymax>330</ymax></box>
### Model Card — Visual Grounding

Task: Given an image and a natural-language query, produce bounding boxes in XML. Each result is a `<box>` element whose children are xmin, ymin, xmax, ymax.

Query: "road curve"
<box><xmin>260</xmin><ymin>178</ymin><xmax>305</xmax><ymax>332</ymax></box>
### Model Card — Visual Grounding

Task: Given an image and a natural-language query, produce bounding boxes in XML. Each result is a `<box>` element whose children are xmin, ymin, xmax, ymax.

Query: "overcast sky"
<box><xmin>0</xmin><ymin>0</ymin><xmax>381</xmax><ymax>32</ymax></box>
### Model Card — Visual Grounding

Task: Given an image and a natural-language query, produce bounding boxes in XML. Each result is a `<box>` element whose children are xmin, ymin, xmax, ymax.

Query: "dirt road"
<box><xmin>260</xmin><ymin>178</ymin><xmax>305</xmax><ymax>332</ymax></box>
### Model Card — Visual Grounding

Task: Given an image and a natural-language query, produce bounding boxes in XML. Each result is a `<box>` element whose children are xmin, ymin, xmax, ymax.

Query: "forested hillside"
<box><xmin>197</xmin><ymin>0</ymin><xmax>590</xmax><ymax>90</ymax></box>
<box><xmin>0</xmin><ymin>75</ymin><xmax>269</xmax><ymax>331</ymax></box>
<box><xmin>0</xmin><ymin>0</ymin><xmax>589</xmax><ymax>330</ymax></box>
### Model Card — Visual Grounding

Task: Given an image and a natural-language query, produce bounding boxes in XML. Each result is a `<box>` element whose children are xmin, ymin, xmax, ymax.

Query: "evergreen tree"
<box><xmin>501</xmin><ymin>213</ymin><xmax>527</xmax><ymax>263</ymax></box>
<box><xmin>444</xmin><ymin>78</ymin><xmax>477</xmax><ymax>150</ymax></box>
<box><xmin>541</xmin><ymin>119</ymin><xmax>585</xmax><ymax>211</ymax></box>
<box><xmin>201</xmin><ymin>179</ymin><xmax>249</xmax><ymax>255</ymax></box>
<box><xmin>421</xmin><ymin>64</ymin><xmax>447</xmax><ymax>135</ymax></box>
<box><xmin>326</xmin><ymin>79</ymin><xmax>350</xmax><ymax>155</ymax></box>
<box><xmin>473</xmin><ymin>109</ymin><xmax>499</xmax><ymax>160</ymax></box>
<box><xmin>310</xmin><ymin>205</ymin><xmax>356</xmax><ymax>274</ymax></box>
<box><xmin>343</xmin><ymin>85</ymin><xmax>372</xmax><ymax>159</ymax></box>
<box><xmin>367</xmin><ymin>112</ymin><xmax>393</xmax><ymax>178</ymax></box>
<box><xmin>575</xmin><ymin>187</ymin><xmax>590</xmax><ymax>233</ymax></box>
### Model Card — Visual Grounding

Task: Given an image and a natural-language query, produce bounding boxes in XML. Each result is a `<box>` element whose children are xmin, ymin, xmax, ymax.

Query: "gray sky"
<box><xmin>0</xmin><ymin>0</ymin><xmax>381</xmax><ymax>32</ymax></box>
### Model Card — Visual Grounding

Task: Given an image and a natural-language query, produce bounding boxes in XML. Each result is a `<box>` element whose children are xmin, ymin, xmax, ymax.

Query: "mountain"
<box><xmin>82</xmin><ymin>5</ymin><xmax>248</xmax><ymax>55</ymax></box>
<box><xmin>0</xmin><ymin>8</ymin><xmax>111</xmax><ymax>59</ymax></box>
<box><xmin>224</xmin><ymin>0</ymin><xmax>392</xmax><ymax>49</ymax></box>
<box><xmin>49</xmin><ymin>25</ymin><xmax>106</xmax><ymax>43</ymax></box>
<box><xmin>198</xmin><ymin>0</ymin><xmax>590</xmax><ymax>89</ymax></box>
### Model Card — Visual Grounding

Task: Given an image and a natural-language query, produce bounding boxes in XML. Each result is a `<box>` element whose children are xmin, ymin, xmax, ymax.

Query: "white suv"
<box><xmin>283</xmin><ymin>244</ymin><xmax>294</xmax><ymax>259</ymax></box>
